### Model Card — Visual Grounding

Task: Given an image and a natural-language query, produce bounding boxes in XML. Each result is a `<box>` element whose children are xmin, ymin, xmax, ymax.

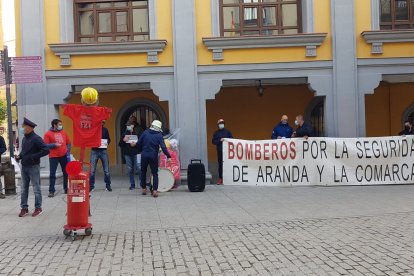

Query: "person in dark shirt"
<box><xmin>212</xmin><ymin>119</ymin><xmax>233</xmax><ymax>185</ymax></box>
<box><xmin>271</xmin><ymin>115</ymin><xmax>293</xmax><ymax>139</ymax></box>
<box><xmin>119</xmin><ymin>120</ymin><xmax>141</xmax><ymax>191</ymax></box>
<box><xmin>0</xmin><ymin>135</ymin><xmax>6</xmax><ymax>199</ymax></box>
<box><xmin>292</xmin><ymin>115</ymin><xmax>313</xmax><ymax>139</ymax></box>
<box><xmin>90</xmin><ymin>120</ymin><xmax>112</xmax><ymax>192</ymax></box>
<box><xmin>399</xmin><ymin>120</ymin><xmax>414</xmax><ymax>136</ymax></box>
<box><xmin>137</xmin><ymin>120</ymin><xmax>171</xmax><ymax>198</ymax></box>
<box><xmin>15</xmin><ymin>117</ymin><xmax>49</xmax><ymax>217</ymax></box>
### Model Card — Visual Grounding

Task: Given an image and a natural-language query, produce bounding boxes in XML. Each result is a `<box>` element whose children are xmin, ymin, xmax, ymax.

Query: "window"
<box><xmin>219</xmin><ymin>0</ymin><xmax>302</xmax><ymax>37</ymax></box>
<box><xmin>380</xmin><ymin>0</ymin><xmax>414</xmax><ymax>29</ymax></box>
<box><xmin>74</xmin><ymin>0</ymin><xmax>149</xmax><ymax>43</ymax></box>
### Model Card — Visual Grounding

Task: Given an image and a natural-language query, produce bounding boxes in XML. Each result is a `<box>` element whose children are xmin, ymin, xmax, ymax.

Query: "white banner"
<box><xmin>223</xmin><ymin>136</ymin><xmax>414</xmax><ymax>186</ymax></box>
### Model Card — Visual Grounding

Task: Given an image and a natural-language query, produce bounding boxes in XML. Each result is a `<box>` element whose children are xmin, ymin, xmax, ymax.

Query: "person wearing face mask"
<box><xmin>212</xmin><ymin>119</ymin><xmax>233</xmax><ymax>185</ymax></box>
<box><xmin>119</xmin><ymin>120</ymin><xmax>140</xmax><ymax>190</ymax></box>
<box><xmin>44</xmin><ymin>119</ymin><xmax>71</xmax><ymax>197</ymax></box>
<box><xmin>89</xmin><ymin>120</ymin><xmax>112</xmax><ymax>192</ymax></box>
<box><xmin>16</xmin><ymin>118</ymin><xmax>50</xmax><ymax>217</ymax></box>
<box><xmin>292</xmin><ymin>115</ymin><xmax>313</xmax><ymax>139</ymax></box>
<box><xmin>399</xmin><ymin>120</ymin><xmax>414</xmax><ymax>136</ymax></box>
<box><xmin>271</xmin><ymin>115</ymin><xmax>293</xmax><ymax>139</ymax></box>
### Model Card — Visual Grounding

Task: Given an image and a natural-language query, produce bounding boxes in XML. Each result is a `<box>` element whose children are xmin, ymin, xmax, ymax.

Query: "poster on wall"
<box><xmin>223</xmin><ymin>136</ymin><xmax>414</xmax><ymax>186</ymax></box>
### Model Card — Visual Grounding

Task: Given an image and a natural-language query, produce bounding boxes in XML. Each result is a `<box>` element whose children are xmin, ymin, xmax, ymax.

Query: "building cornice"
<box><xmin>361</xmin><ymin>30</ymin><xmax>414</xmax><ymax>54</ymax></box>
<box><xmin>48</xmin><ymin>40</ymin><xmax>167</xmax><ymax>66</ymax></box>
<box><xmin>202</xmin><ymin>33</ymin><xmax>328</xmax><ymax>61</ymax></box>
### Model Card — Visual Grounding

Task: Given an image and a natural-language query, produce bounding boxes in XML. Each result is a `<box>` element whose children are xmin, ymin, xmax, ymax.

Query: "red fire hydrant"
<box><xmin>63</xmin><ymin>161</ymin><xmax>92</xmax><ymax>240</ymax></box>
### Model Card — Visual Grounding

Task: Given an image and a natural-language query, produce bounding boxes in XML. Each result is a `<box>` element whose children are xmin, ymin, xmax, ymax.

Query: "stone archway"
<box><xmin>115</xmin><ymin>98</ymin><xmax>168</xmax><ymax>165</ymax></box>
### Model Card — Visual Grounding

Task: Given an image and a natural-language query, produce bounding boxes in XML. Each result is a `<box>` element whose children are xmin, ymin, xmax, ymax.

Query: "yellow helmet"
<box><xmin>81</xmin><ymin>87</ymin><xmax>98</xmax><ymax>105</ymax></box>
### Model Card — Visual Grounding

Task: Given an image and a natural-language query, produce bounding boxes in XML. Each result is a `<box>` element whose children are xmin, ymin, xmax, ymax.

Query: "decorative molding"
<box><xmin>211</xmin><ymin>0</ymin><xmax>220</xmax><ymax>37</ymax></box>
<box><xmin>302</xmin><ymin>0</ymin><xmax>315</xmax><ymax>33</ymax></box>
<box><xmin>48</xmin><ymin>41</ymin><xmax>167</xmax><ymax>66</ymax></box>
<box><xmin>202</xmin><ymin>33</ymin><xmax>327</xmax><ymax>61</ymax></box>
<box><xmin>371</xmin><ymin>0</ymin><xmax>380</xmax><ymax>31</ymax></box>
<box><xmin>149</xmin><ymin>0</ymin><xmax>157</xmax><ymax>39</ymax></box>
<box><xmin>59</xmin><ymin>0</ymin><xmax>74</xmax><ymax>43</ymax></box>
<box><xmin>361</xmin><ymin>30</ymin><xmax>414</xmax><ymax>54</ymax></box>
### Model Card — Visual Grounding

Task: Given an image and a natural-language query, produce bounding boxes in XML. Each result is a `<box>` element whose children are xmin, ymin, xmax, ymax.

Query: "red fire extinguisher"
<box><xmin>63</xmin><ymin>161</ymin><xmax>93</xmax><ymax>240</ymax></box>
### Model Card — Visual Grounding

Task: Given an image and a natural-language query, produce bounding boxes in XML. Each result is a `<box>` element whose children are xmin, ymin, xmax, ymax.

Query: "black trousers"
<box><xmin>140</xmin><ymin>156</ymin><xmax>159</xmax><ymax>190</ymax></box>
<box><xmin>217</xmin><ymin>150</ymin><xmax>223</xmax><ymax>179</ymax></box>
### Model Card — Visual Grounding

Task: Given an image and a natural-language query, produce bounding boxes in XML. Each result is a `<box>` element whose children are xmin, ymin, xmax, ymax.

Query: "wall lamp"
<box><xmin>256</xmin><ymin>80</ymin><xmax>264</xmax><ymax>96</ymax></box>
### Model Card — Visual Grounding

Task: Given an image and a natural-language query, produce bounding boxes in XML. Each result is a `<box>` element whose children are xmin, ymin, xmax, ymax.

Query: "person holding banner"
<box><xmin>399</xmin><ymin>120</ymin><xmax>414</xmax><ymax>136</ymax></box>
<box><xmin>292</xmin><ymin>115</ymin><xmax>313</xmax><ymax>138</ymax></box>
<box><xmin>271</xmin><ymin>115</ymin><xmax>293</xmax><ymax>139</ymax></box>
<box><xmin>119</xmin><ymin>120</ymin><xmax>140</xmax><ymax>190</ymax></box>
<box><xmin>89</xmin><ymin>120</ymin><xmax>112</xmax><ymax>192</ymax></box>
<box><xmin>212</xmin><ymin>119</ymin><xmax>233</xmax><ymax>185</ymax></box>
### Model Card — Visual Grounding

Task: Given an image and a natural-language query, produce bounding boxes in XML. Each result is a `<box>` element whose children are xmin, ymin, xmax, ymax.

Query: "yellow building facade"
<box><xmin>14</xmin><ymin>0</ymin><xmax>414</xmax><ymax>180</ymax></box>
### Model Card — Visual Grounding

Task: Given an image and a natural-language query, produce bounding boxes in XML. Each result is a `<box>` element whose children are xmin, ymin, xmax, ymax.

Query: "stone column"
<box><xmin>172</xmin><ymin>0</ymin><xmax>200</xmax><ymax>167</ymax></box>
<box><xmin>330</xmin><ymin>0</ymin><xmax>359</xmax><ymax>137</ymax></box>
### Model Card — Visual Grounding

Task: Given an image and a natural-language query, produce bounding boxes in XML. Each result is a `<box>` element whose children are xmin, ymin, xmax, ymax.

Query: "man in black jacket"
<box><xmin>399</xmin><ymin>120</ymin><xmax>414</xmax><ymax>136</ymax></box>
<box><xmin>89</xmin><ymin>120</ymin><xmax>112</xmax><ymax>192</ymax></box>
<box><xmin>292</xmin><ymin>115</ymin><xmax>313</xmax><ymax>138</ymax></box>
<box><xmin>15</xmin><ymin>118</ymin><xmax>50</xmax><ymax>217</ymax></box>
<box><xmin>0</xmin><ymin>135</ymin><xmax>6</xmax><ymax>198</ymax></box>
<box><xmin>212</xmin><ymin>119</ymin><xmax>233</xmax><ymax>185</ymax></box>
<box><xmin>119</xmin><ymin>120</ymin><xmax>140</xmax><ymax>190</ymax></box>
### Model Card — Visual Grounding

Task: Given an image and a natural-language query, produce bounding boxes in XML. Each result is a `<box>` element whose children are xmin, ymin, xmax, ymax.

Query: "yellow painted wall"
<box><xmin>356</xmin><ymin>0</ymin><xmax>414</xmax><ymax>58</ymax></box>
<box><xmin>44</xmin><ymin>0</ymin><xmax>174</xmax><ymax>70</ymax></box>
<box><xmin>59</xmin><ymin>91</ymin><xmax>169</xmax><ymax>165</ymax></box>
<box><xmin>206</xmin><ymin>85</ymin><xmax>315</xmax><ymax>161</ymax></box>
<box><xmin>196</xmin><ymin>0</ymin><xmax>332</xmax><ymax>65</ymax></box>
<box><xmin>365</xmin><ymin>83</ymin><xmax>414</xmax><ymax>136</ymax></box>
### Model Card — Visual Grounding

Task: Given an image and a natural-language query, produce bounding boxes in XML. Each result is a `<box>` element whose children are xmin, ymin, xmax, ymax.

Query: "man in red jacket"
<box><xmin>44</xmin><ymin>119</ymin><xmax>71</xmax><ymax>197</ymax></box>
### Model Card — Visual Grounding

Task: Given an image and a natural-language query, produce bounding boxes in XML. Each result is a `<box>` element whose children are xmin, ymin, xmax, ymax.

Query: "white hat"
<box><xmin>151</xmin><ymin>120</ymin><xmax>162</xmax><ymax>132</ymax></box>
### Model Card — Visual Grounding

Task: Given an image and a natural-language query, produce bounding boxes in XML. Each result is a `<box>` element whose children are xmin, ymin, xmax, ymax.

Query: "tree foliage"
<box><xmin>0</xmin><ymin>99</ymin><xmax>7</xmax><ymax>124</ymax></box>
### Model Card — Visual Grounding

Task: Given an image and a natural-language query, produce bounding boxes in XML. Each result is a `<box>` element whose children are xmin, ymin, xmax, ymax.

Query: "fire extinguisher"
<box><xmin>63</xmin><ymin>161</ymin><xmax>93</xmax><ymax>241</ymax></box>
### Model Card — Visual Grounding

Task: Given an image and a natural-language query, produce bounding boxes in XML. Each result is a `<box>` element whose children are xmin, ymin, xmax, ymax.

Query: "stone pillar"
<box><xmin>172</xmin><ymin>0</ymin><xmax>200</xmax><ymax>167</ymax></box>
<box><xmin>18</xmin><ymin>0</ymin><xmax>49</xmax><ymax>170</ymax></box>
<box><xmin>331</xmin><ymin>0</ymin><xmax>359</xmax><ymax>137</ymax></box>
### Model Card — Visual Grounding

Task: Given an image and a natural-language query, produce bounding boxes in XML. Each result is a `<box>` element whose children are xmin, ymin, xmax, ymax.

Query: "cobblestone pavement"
<box><xmin>1</xmin><ymin>180</ymin><xmax>414</xmax><ymax>275</ymax></box>
<box><xmin>1</xmin><ymin>212</ymin><xmax>414</xmax><ymax>276</ymax></box>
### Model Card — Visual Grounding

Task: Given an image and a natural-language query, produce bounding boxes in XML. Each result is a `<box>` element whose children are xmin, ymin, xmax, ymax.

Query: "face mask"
<box><xmin>19</xmin><ymin>127</ymin><xmax>25</xmax><ymax>135</ymax></box>
<box><xmin>57</xmin><ymin>125</ymin><xmax>63</xmax><ymax>131</ymax></box>
<box><xmin>218</xmin><ymin>124</ymin><xmax>224</xmax><ymax>129</ymax></box>
<box><xmin>127</xmin><ymin>126</ymin><xmax>133</xmax><ymax>131</ymax></box>
<box><xmin>405</xmin><ymin>125</ymin><xmax>410</xmax><ymax>131</ymax></box>
<box><xmin>281</xmin><ymin>120</ymin><xmax>287</xmax><ymax>125</ymax></box>
<box><xmin>294</xmin><ymin>120</ymin><xmax>299</xmax><ymax>126</ymax></box>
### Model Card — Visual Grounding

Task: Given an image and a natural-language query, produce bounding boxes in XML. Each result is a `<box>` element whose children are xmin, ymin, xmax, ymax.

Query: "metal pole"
<box><xmin>4</xmin><ymin>46</ymin><xmax>14</xmax><ymax>158</ymax></box>
<box><xmin>2</xmin><ymin>46</ymin><xmax>17</xmax><ymax>195</ymax></box>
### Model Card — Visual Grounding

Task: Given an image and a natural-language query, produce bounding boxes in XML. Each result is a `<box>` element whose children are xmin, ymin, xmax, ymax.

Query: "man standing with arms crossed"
<box><xmin>16</xmin><ymin>118</ymin><xmax>49</xmax><ymax>217</ymax></box>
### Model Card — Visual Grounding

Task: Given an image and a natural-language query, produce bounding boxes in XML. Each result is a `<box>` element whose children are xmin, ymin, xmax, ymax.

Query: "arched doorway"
<box><xmin>402</xmin><ymin>102</ymin><xmax>414</xmax><ymax>126</ymax></box>
<box><xmin>116</xmin><ymin>99</ymin><xmax>168</xmax><ymax>165</ymax></box>
<box><xmin>306</xmin><ymin>96</ymin><xmax>325</xmax><ymax>137</ymax></box>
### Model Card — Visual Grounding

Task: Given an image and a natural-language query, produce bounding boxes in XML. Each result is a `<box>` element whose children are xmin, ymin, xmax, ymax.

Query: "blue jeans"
<box><xmin>90</xmin><ymin>149</ymin><xmax>112</xmax><ymax>189</ymax></box>
<box><xmin>49</xmin><ymin>155</ymin><xmax>68</xmax><ymax>193</ymax></box>
<box><xmin>20</xmin><ymin>164</ymin><xmax>42</xmax><ymax>209</ymax></box>
<box><xmin>124</xmin><ymin>154</ymin><xmax>140</xmax><ymax>188</ymax></box>
<box><xmin>140</xmin><ymin>156</ymin><xmax>159</xmax><ymax>191</ymax></box>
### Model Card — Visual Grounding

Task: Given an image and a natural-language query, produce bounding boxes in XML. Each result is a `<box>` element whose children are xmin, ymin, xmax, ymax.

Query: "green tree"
<box><xmin>0</xmin><ymin>99</ymin><xmax>7</xmax><ymax>124</ymax></box>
